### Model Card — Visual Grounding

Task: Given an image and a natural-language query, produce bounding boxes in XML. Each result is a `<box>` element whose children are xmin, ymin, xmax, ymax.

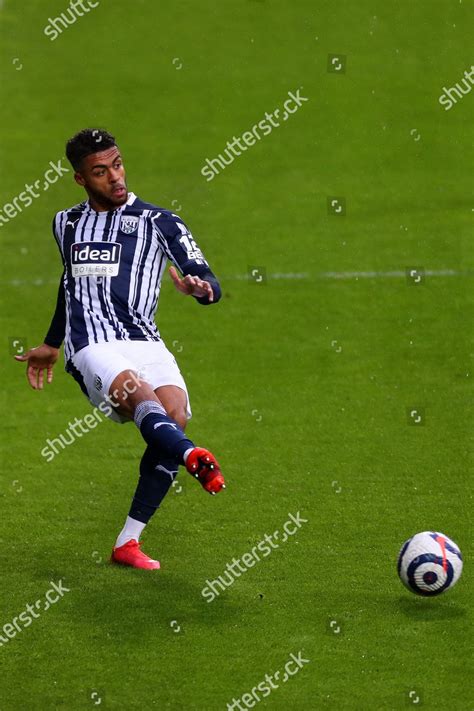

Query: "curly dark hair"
<box><xmin>65</xmin><ymin>128</ymin><xmax>117</xmax><ymax>170</ymax></box>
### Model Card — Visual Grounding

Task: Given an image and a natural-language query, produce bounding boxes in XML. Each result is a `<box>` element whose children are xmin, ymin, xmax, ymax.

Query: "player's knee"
<box><xmin>167</xmin><ymin>407</ymin><xmax>187</xmax><ymax>431</ymax></box>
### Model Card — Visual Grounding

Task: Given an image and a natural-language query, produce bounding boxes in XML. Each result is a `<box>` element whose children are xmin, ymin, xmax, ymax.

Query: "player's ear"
<box><xmin>74</xmin><ymin>172</ymin><xmax>85</xmax><ymax>186</ymax></box>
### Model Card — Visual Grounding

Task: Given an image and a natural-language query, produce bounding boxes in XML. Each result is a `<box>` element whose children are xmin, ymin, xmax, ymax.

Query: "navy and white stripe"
<box><xmin>52</xmin><ymin>192</ymin><xmax>212</xmax><ymax>360</ymax></box>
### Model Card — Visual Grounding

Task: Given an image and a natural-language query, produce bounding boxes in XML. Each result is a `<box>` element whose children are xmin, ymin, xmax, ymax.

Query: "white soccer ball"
<box><xmin>397</xmin><ymin>531</ymin><xmax>463</xmax><ymax>596</ymax></box>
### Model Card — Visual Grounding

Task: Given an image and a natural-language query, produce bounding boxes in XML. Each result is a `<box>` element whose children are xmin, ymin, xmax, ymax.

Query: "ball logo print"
<box><xmin>397</xmin><ymin>531</ymin><xmax>463</xmax><ymax>596</ymax></box>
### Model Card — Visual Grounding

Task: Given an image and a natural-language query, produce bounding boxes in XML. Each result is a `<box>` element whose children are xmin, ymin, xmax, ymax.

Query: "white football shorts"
<box><xmin>68</xmin><ymin>340</ymin><xmax>191</xmax><ymax>424</ymax></box>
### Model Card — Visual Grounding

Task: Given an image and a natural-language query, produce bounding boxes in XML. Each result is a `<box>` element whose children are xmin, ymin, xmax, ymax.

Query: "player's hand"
<box><xmin>14</xmin><ymin>343</ymin><xmax>60</xmax><ymax>390</ymax></box>
<box><xmin>168</xmin><ymin>266</ymin><xmax>214</xmax><ymax>302</ymax></box>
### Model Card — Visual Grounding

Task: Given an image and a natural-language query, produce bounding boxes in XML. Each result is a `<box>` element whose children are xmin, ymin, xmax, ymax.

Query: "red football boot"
<box><xmin>111</xmin><ymin>539</ymin><xmax>160</xmax><ymax>570</ymax></box>
<box><xmin>185</xmin><ymin>447</ymin><xmax>226</xmax><ymax>495</ymax></box>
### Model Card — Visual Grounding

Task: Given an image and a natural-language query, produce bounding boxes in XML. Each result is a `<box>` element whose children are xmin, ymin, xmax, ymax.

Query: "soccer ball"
<box><xmin>397</xmin><ymin>531</ymin><xmax>463</xmax><ymax>596</ymax></box>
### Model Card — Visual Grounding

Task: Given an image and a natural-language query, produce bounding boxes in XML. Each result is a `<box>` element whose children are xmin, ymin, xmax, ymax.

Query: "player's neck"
<box><xmin>87</xmin><ymin>192</ymin><xmax>128</xmax><ymax>213</ymax></box>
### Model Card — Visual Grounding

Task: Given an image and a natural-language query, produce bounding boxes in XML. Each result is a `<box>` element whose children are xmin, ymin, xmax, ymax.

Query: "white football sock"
<box><xmin>115</xmin><ymin>516</ymin><xmax>146</xmax><ymax>548</ymax></box>
<box><xmin>183</xmin><ymin>447</ymin><xmax>194</xmax><ymax>463</ymax></box>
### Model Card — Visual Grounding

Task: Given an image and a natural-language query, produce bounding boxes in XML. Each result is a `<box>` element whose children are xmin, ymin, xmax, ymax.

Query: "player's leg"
<box><xmin>111</xmin><ymin>378</ymin><xmax>193</xmax><ymax>569</ymax></box>
<box><xmin>115</xmin><ymin>386</ymin><xmax>187</xmax><ymax>555</ymax></box>
<box><xmin>123</xmin><ymin>384</ymin><xmax>223</xmax><ymax>529</ymax></box>
<box><xmin>69</xmin><ymin>342</ymin><xmax>224</xmax><ymax>569</ymax></box>
<box><xmin>110</xmin><ymin>371</ymin><xmax>225</xmax><ymax>493</ymax></box>
<box><xmin>108</xmin><ymin>371</ymin><xmax>195</xmax><ymax>461</ymax></box>
<box><xmin>112</xmin><ymin>378</ymin><xmax>224</xmax><ymax>569</ymax></box>
<box><xmin>153</xmin><ymin>384</ymin><xmax>188</xmax><ymax>430</ymax></box>
<box><xmin>153</xmin><ymin>382</ymin><xmax>226</xmax><ymax>496</ymax></box>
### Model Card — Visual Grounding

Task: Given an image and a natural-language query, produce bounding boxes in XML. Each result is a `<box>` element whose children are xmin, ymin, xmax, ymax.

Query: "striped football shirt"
<box><xmin>51</xmin><ymin>192</ymin><xmax>219</xmax><ymax>362</ymax></box>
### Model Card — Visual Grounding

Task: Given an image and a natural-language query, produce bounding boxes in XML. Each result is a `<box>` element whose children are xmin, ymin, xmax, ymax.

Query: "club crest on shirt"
<box><xmin>120</xmin><ymin>215</ymin><xmax>139</xmax><ymax>235</ymax></box>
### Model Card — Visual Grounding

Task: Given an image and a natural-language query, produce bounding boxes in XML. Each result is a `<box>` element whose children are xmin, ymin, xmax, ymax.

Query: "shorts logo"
<box><xmin>120</xmin><ymin>216</ymin><xmax>139</xmax><ymax>235</ymax></box>
<box><xmin>71</xmin><ymin>242</ymin><xmax>122</xmax><ymax>277</ymax></box>
<box><xmin>94</xmin><ymin>375</ymin><xmax>103</xmax><ymax>391</ymax></box>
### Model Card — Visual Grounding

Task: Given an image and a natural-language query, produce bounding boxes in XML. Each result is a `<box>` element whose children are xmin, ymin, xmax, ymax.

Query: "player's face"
<box><xmin>75</xmin><ymin>146</ymin><xmax>128</xmax><ymax>210</ymax></box>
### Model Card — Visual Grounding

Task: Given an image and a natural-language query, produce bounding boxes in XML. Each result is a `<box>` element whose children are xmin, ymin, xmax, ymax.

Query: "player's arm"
<box><xmin>14</xmin><ymin>274</ymin><xmax>66</xmax><ymax>389</ymax></box>
<box><xmin>154</xmin><ymin>215</ymin><xmax>221</xmax><ymax>305</ymax></box>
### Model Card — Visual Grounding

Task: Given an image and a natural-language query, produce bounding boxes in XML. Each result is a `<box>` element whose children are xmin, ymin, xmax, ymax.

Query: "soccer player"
<box><xmin>15</xmin><ymin>128</ymin><xmax>225</xmax><ymax>570</ymax></box>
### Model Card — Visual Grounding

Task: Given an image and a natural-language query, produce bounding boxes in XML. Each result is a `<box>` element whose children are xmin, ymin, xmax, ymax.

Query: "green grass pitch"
<box><xmin>0</xmin><ymin>0</ymin><xmax>472</xmax><ymax>708</ymax></box>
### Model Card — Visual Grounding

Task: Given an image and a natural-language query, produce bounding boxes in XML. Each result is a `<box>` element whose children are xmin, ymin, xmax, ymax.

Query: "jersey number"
<box><xmin>179</xmin><ymin>233</ymin><xmax>204</xmax><ymax>262</ymax></box>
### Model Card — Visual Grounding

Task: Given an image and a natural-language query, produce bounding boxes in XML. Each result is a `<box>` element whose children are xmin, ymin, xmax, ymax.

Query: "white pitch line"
<box><xmin>229</xmin><ymin>272</ymin><xmax>309</xmax><ymax>281</ymax></box>
<box><xmin>226</xmin><ymin>269</ymin><xmax>465</xmax><ymax>281</ymax></box>
<box><xmin>0</xmin><ymin>269</ymin><xmax>469</xmax><ymax>287</ymax></box>
<box><xmin>4</xmin><ymin>278</ymin><xmax>59</xmax><ymax>287</ymax></box>
<box><xmin>318</xmin><ymin>268</ymin><xmax>462</xmax><ymax>280</ymax></box>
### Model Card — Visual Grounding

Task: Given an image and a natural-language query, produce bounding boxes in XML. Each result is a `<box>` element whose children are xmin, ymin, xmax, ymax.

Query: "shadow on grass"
<box><xmin>58</xmin><ymin>562</ymin><xmax>246</xmax><ymax>644</ymax></box>
<box><xmin>397</xmin><ymin>596</ymin><xmax>467</xmax><ymax>621</ymax></box>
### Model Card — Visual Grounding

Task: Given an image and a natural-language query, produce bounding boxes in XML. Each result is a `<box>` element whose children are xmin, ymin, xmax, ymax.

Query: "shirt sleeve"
<box><xmin>187</xmin><ymin>266</ymin><xmax>222</xmax><ymax>305</ymax></box>
<box><xmin>151</xmin><ymin>213</ymin><xmax>221</xmax><ymax>305</ymax></box>
<box><xmin>44</xmin><ymin>273</ymin><xmax>66</xmax><ymax>348</ymax></box>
